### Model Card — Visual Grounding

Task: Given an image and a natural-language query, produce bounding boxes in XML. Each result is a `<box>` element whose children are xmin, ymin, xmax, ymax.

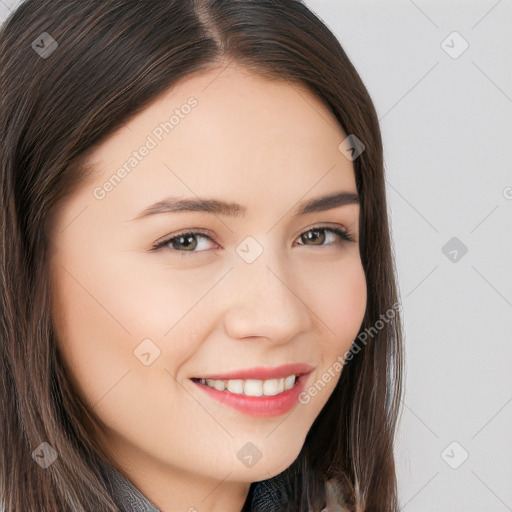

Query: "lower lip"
<box><xmin>191</xmin><ymin>374</ymin><xmax>310</xmax><ymax>417</ymax></box>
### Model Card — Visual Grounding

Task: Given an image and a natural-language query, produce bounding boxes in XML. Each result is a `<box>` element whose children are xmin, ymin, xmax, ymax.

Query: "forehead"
<box><xmin>79</xmin><ymin>64</ymin><xmax>356</xmax><ymax>216</ymax></box>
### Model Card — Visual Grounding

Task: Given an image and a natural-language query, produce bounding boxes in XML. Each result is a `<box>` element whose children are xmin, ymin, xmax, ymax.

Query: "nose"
<box><xmin>221</xmin><ymin>250</ymin><xmax>313</xmax><ymax>344</ymax></box>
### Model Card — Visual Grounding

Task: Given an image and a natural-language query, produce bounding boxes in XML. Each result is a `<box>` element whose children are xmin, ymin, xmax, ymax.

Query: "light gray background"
<box><xmin>1</xmin><ymin>1</ymin><xmax>511</xmax><ymax>511</ymax></box>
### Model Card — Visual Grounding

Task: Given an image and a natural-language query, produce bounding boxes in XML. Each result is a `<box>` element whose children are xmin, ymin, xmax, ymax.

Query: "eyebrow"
<box><xmin>130</xmin><ymin>191</ymin><xmax>359</xmax><ymax>221</ymax></box>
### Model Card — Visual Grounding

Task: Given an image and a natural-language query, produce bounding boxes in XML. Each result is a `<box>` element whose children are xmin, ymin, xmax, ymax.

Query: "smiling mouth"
<box><xmin>191</xmin><ymin>375</ymin><xmax>298</xmax><ymax>397</ymax></box>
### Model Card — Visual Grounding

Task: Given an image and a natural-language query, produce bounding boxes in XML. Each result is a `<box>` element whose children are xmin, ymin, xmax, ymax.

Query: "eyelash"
<box><xmin>150</xmin><ymin>225</ymin><xmax>355</xmax><ymax>255</ymax></box>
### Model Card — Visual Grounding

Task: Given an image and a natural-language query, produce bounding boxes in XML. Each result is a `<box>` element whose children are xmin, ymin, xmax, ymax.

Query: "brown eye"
<box><xmin>152</xmin><ymin>231</ymin><xmax>218</xmax><ymax>254</ymax></box>
<box><xmin>170</xmin><ymin>234</ymin><xmax>199</xmax><ymax>251</ymax></box>
<box><xmin>300</xmin><ymin>228</ymin><xmax>326</xmax><ymax>246</ymax></box>
<box><xmin>297</xmin><ymin>227</ymin><xmax>354</xmax><ymax>246</ymax></box>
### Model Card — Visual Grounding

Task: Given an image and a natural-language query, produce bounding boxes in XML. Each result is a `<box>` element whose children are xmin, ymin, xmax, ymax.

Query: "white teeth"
<box><xmin>244</xmin><ymin>379</ymin><xmax>263</xmax><ymax>396</ymax></box>
<box><xmin>262</xmin><ymin>378</ymin><xmax>281</xmax><ymax>396</ymax></box>
<box><xmin>284</xmin><ymin>375</ymin><xmax>296</xmax><ymax>391</ymax></box>
<box><xmin>205</xmin><ymin>379</ymin><xmax>225</xmax><ymax>391</ymax></box>
<box><xmin>198</xmin><ymin>375</ymin><xmax>298</xmax><ymax>396</ymax></box>
<box><xmin>226</xmin><ymin>379</ymin><xmax>244</xmax><ymax>394</ymax></box>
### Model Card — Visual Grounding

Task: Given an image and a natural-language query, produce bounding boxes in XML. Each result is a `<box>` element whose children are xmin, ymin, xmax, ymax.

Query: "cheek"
<box><xmin>308</xmin><ymin>256</ymin><xmax>367</xmax><ymax>352</ymax></box>
<box><xmin>304</xmin><ymin>257</ymin><xmax>367</xmax><ymax>396</ymax></box>
<box><xmin>49</xmin><ymin>267</ymin><xmax>131</xmax><ymax>407</ymax></box>
<box><xmin>299</xmin><ymin>257</ymin><xmax>366</xmax><ymax>408</ymax></box>
<box><xmin>48</xmin><ymin>247</ymin><xmax>204</xmax><ymax>408</ymax></box>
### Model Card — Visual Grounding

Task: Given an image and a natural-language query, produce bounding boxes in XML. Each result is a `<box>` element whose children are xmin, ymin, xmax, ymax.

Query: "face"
<box><xmin>46</xmin><ymin>63</ymin><xmax>367</xmax><ymax>510</ymax></box>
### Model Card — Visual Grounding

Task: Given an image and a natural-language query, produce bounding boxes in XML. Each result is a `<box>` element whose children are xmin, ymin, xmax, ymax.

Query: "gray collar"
<box><xmin>98</xmin><ymin>458</ymin><xmax>160</xmax><ymax>511</ymax></box>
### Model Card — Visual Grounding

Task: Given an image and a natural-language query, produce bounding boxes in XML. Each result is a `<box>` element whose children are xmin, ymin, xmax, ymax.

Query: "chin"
<box><xmin>238</xmin><ymin>445</ymin><xmax>302</xmax><ymax>483</ymax></box>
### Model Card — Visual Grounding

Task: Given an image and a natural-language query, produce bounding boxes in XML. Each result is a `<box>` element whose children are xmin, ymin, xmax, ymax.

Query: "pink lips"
<box><xmin>190</xmin><ymin>363</ymin><xmax>314</xmax><ymax>417</ymax></box>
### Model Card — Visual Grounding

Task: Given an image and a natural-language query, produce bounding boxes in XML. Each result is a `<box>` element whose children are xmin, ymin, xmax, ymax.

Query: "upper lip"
<box><xmin>193</xmin><ymin>363</ymin><xmax>314</xmax><ymax>381</ymax></box>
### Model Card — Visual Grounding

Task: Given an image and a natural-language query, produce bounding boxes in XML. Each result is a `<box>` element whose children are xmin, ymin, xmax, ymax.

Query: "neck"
<box><xmin>98</xmin><ymin>449</ymin><xmax>251</xmax><ymax>512</ymax></box>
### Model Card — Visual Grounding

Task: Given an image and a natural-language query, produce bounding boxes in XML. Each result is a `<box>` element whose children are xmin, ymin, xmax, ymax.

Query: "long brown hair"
<box><xmin>0</xmin><ymin>1</ymin><xmax>403</xmax><ymax>510</ymax></box>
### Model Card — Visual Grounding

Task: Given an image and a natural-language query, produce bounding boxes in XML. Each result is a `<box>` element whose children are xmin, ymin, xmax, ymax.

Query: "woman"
<box><xmin>0</xmin><ymin>1</ymin><xmax>403</xmax><ymax>511</ymax></box>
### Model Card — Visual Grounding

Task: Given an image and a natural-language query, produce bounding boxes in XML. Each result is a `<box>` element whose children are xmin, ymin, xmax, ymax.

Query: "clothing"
<box><xmin>98</xmin><ymin>457</ymin><xmax>287</xmax><ymax>512</ymax></box>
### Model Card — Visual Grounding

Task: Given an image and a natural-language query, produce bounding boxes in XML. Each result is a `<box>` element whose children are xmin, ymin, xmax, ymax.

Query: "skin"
<box><xmin>46</xmin><ymin>62</ymin><xmax>367</xmax><ymax>512</ymax></box>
